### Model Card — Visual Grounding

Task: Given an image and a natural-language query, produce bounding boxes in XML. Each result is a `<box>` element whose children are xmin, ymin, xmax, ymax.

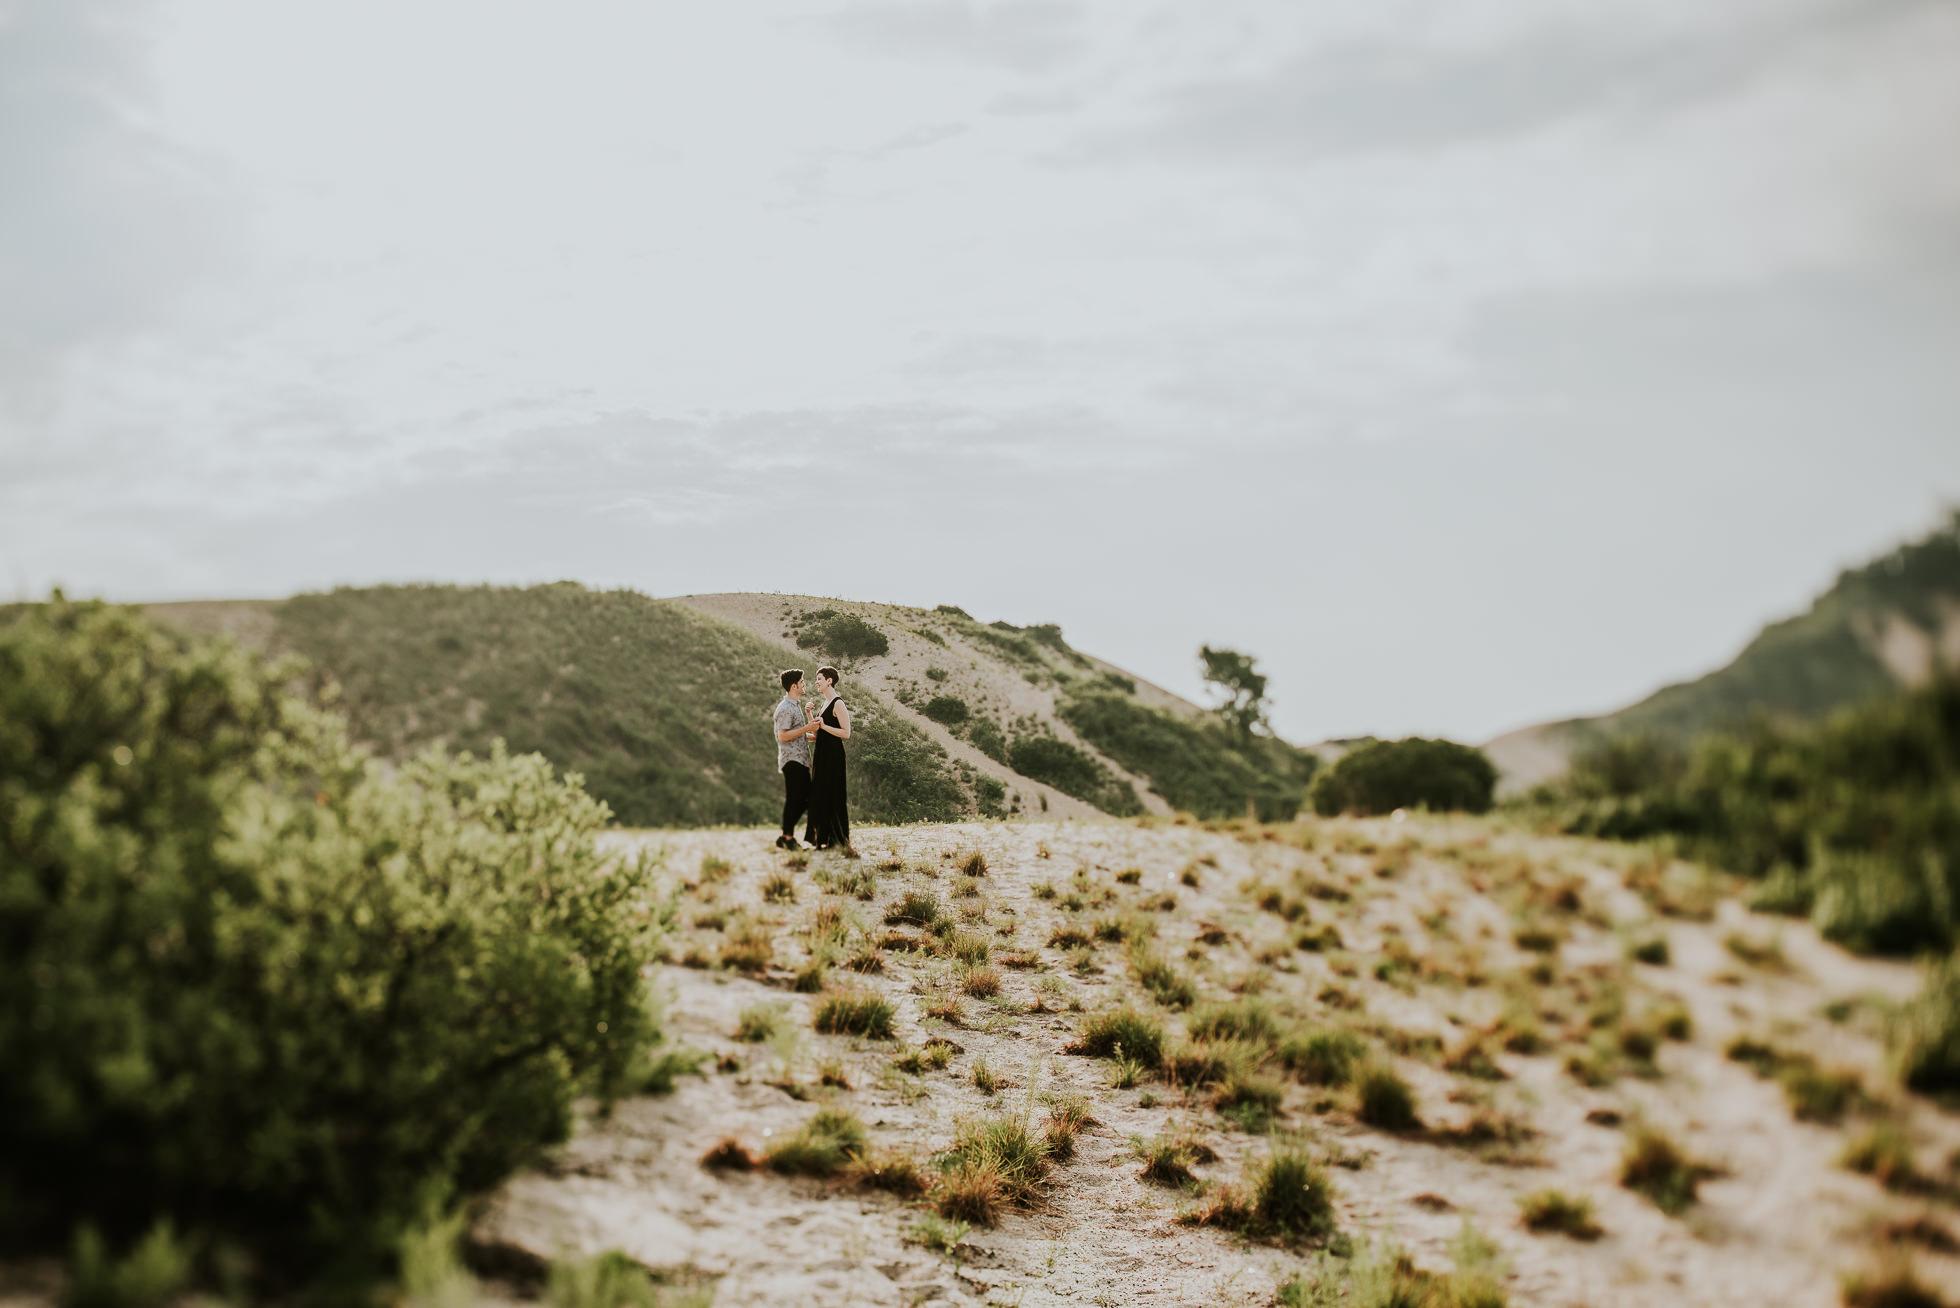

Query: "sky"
<box><xmin>3</xmin><ymin>0</ymin><xmax>1958</xmax><ymax>743</ymax></box>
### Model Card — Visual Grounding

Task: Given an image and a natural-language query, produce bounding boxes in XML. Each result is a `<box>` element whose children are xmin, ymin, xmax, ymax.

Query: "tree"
<box><xmin>1199</xmin><ymin>645</ymin><xmax>1270</xmax><ymax>743</ymax></box>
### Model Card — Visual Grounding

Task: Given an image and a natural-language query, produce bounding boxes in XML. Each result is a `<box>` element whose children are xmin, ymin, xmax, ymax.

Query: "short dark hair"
<box><xmin>780</xmin><ymin>668</ymin><xmax>804</xmax><ymax>692</ymax></box>
<box><xmin>816</xmin><ymin>665</ymin><xmax>840</xmax><ymax>685</ymax></box>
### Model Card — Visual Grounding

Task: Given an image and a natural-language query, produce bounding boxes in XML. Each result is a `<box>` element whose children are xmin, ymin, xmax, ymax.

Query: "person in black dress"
<box><xmin>804</xmin><ymin>665</ymin><xmax>853</xmax><ymax>853</ymax></box>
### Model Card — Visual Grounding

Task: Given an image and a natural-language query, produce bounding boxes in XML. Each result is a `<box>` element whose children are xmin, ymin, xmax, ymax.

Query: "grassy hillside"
<box><xmin>1490</xmin><ymin>512</ymin><xmax>1960</xmax><ymax>786</ymax></box>
<box><xmin>152</xmin><ymin>584</ymin><xmax>968</xmax><ymax>829</ymax></box>
<box><xmin>684</xmin><ymin>594</ymin><xmax>1315</xmax><ymax>821</ymax></box>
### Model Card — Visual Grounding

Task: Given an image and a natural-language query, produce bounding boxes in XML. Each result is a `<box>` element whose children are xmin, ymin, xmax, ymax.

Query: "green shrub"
<box><xmin>1893</xmin><ymin>960</ymin><xmax>1960</xmax><ymax>1092</ymax></box>
<box><xmin>66</xmin><ymin>1221</ymin><xmax>194</xmax><ymax>1308</ymax></box>
<box><xmin>1130</xmin><ymin>947</ymin><xmax>1197</xmax><ymax>1009</ymax></box>
<box><xmin>0</xmin><ymin>601</ymin><xmax>665</xmax><ymax>1283</ymax></box>
<box><xmin>1353</xmin><ymin>1063</ymin><xmax>1421</xmax><ymax>1130</ymax></box>
<box><xmin>1006</xmin><ymin>734</ymin><xmax>1143</xmax><ymax>817</ymax></box>
<box><xmin>1309</xmin><ymin>738</ymin><xmax>1497</xmax><ymax>816</ymax></box>
<box><xmin>545</xmin><ymin>1249</ymin><xmax>660</xmax><ymax>1308</ymax></box>
<box><xmin>923</xmin><ymin>696</ymin><xmax>970</xmax><ymax>726</ymax></box>
<box><xmin>795</xmin><ymin>611</ymin><xmax>890</xmax><ymax>661</ymax></box>
<box><xmin>1069</xmin><ymin>1008</ymin><xmax>1166</xmax><ymax>1066</ymax></box>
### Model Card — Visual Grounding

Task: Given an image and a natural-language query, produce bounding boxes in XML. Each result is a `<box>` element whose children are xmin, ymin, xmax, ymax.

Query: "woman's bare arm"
<box><xmin>823</xmin><ymin>700</ymin><xmax>852</xmax><ymax>740</ymax></box>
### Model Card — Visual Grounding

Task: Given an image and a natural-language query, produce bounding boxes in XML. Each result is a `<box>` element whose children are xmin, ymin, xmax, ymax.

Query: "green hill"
<box><xmin>144</xmin><ymin>584</ymin><xmax>968</xmax><ymax>828</ymax></box>
<box><xmin>128</xmin><ymin>583</ymin><xmax>1312</xmax><ymax>829</ymax></box>
<box><xmin>1487</xmin><ymin>511</ymin><xmax>1960</xmax><ymax>787</ymax></box>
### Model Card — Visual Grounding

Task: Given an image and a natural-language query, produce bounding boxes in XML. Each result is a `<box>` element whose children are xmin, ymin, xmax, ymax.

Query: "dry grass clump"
<box><xmin>923</xmin><ymin>995</ymin><xmax>963</xmax><ymax>1024</ymax></box>
<box><xmin>762</xmin><ymin>870</ymin><xmax>798</xmax><ymax>904</ymax></box>
<box><xmin>972</xmin><ymin>1057</ymin><xmax>1002</xmax><ymax>1095</ymax></box>
<box><xmin>1068</xmin><ymin>1007</ymin><xmax>1166</xmax><ymax>1067</ymax></box>
<box><xmin>1184</xmin><ymin>1138</ymin><xmax>1337</xmax><ymax>1243</ymax></box>
<box><xmin>892</xmin><ymin>1040</ymin><xmax>957</xmax><ymax>1075</ymax></box>
<box><xmin>885</xmin><ymin>889</ymin><xmax>941</xmax><ymax>927</ymax></box>
<box><xmin>813</xmin><ymin>989</ymin><xmax>896</xmax><ymax>1038</ymax></box>
<box><xmin>845</xmin><ymin>1148</ymin><xmax>928</xmax><ymax>1196</ymax></box>
<box><xmin>1841</xmin><ymin>1123</ymin><xmax>1923</xmax><ymax>1192</ymax></box>
<box><xmin>1442</xmin><ymin>1034</ymin><xmax>1508</xmax><ymax>1082</ymax></box>
<box><xmin>1132</xmin><ymin>1127</ymin><xmax>1216</xmax><ymax>1187</ymax></box>
<box><xmin>1627</xmin><ymin>935</ymin><xmax>1671</xmax><ymax>966</ymax></box>
<box><xmin>720</xmin><ymin>916</ymin><xmax>774</xmax><ymax>972</ymax></box>
<box><xmin>1279</xmin><ymin>1028</ymin><xmax>1367</xmax><ymax>1086</ymax></box>
<box><xmin>1727</xmin><ymin>1035</ymin><xmax>1865</xmax><ymax>1122</ymax></box>
<box><xmin>1723</xmin><ymin>930</ymin><xmax>1791</xmax><ymax>971</ymax></box>
<box><xmin>699</xmin><ymin>1137</ymin><xmax>760</xmax><ymax>1171</ymax></box>
<box><xmin>960</xmin><ymin>963</ymin><xmax>1003</xmax><ymax>998</ymax></box>
<box><xmin>997</xmin><ymin>948</ymin><xmax>1039</xmax><ymax>969</ymax></box>
<box><xmin>699</xmin><ymin>854</ymin><xmax>734</xmax><ymax>882</ymax></box>
<box><xmin>1353</xmin><ymin>1062</ymin><xmax>1421</xmax><ymax>1131</ymax></box>
<box><xmin>959</xmin><ymin>848</ymin><xmax>989</xmax><ymax>877</ymax></box>
<box><xmin>943</xmin><ymin>928</ymin><xmax>991</xmax><ymax>965</ymax></box>
<box><xmin>1517</xmin><ymin>1189</ymin><xmax>1602</xmax><ymax>1240</ymax></box>
<box><xmin>1044</xmin><ymin>1090</ymin><xmax>1093</xmax><ymax>1160</ymax></box>
<box><xmin>931</xmin><ymin>1111</ymin><xmax>1052</xmax><ymax>1226</ymax></box>
<box><xmin>1840</xmin><ymin>1259</ymin><xmax>1955</xmax><ymax>1308</ymax></box>
<box><xmin>1048</xmin><ymin>924</ymin><xmax>1092</xmax><ymax>950</ymax></box>
<box><xmin>734</xmin><ymin>1001</ymin><xmax>789</xmax><ymax>1043</ymax></box>
<box><xmin>1620</xmin><ymin>1124</ymin><xmax>1716</xmax><ymax>1215</ymax></box>
<box><xmin>766</xmin><ymin>1107</ymin><xmax>869</xmax><ymax>1175</ymax></box>
<box><xmin>1189</xmin><ymin>997</ymin><xmax>1282</xmax><ymax>1047</ymax></box>
<box><xmin>1295</xmin><ymin>922</ymin><xmax>1343</xmax><ymax>952</ymax></box>
<box><xmin>1130</xmin><ymin>945</ymin><xmax>1197</xmax><ymax>1009</ymax></box>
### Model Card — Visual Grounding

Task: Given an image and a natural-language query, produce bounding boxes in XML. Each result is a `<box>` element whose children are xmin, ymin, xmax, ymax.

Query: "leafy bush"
<box><xmin>795</xmin><ymin>610</ymin><xmax>890</xmax><ymax>661</ymax></box>
<box><xmin>1893</xmin><ymin>960</ymin><xmax>1960</xmax><ymax>1092</ymax></box>
<box><xmin>1310</xmin><ymin>738</ymin><xmax>1497</xmax><ymax>816</ymax></box>
<box><xmin>0</xmin><ymin>601</ymin><xmax>665</xmax><ymax>1284</ymax></box>
<box><xmin>1007</xmin><ymin>734</ymin><xmax>1142</xmax><ymax>816</ymax></box>
<box><xmin>1548</xmin><ymin>675</ymin><xmax>1960</xmax><ymax>959</ymax></box>
<box><xmin>922</xmin><ymin>696</ymin><xmax>970</xmax><ymax>726</ymax></box>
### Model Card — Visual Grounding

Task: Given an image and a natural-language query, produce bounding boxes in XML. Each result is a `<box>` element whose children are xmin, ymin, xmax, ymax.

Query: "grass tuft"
<box><xmin>1353</xmin><ymin>1062</ymin><xmax>1421</xmax><ymax>1131</ymax></box>
<box><xmin>766</xmin><ymin>1108</ymin><xmax>869</xmax><ymax>1176</ymax></box>
<box><xmin>1620</xmin><ymin>1124</ymin><xmax>1714</xmax><ymax>1216</ymax></box>
<box><xmin>1068</xmin><ymin>1007</ymin><xmax>1166</xmax><ymax>1066</ymax></box>
<box><xmin>813</xmin><ymin>989</ymin><xmax>896</xmax><ymax>1039</ymax></box>
<box><xmin>1517</xmin><ymin>1189</ymin><xmax>1602</xmax><ymax>1240</ymax></box>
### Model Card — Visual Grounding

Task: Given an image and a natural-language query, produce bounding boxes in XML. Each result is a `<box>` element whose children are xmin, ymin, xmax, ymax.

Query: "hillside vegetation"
<box><xmin>1489</xmin><ymin>512</ymin><xmax>1960</xmax><ymax>788</ymax></box>
<box><xmin>151</xmin><ymin>585</ymin><xmax>968</xmax><ymax>828</ymax></box>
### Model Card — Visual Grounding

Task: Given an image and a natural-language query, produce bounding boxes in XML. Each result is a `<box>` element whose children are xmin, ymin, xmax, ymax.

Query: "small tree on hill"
<box><xmin>1200</xmin><ymin>645</ymin><xmax>1270</xmax><ymax>744</ymax></box>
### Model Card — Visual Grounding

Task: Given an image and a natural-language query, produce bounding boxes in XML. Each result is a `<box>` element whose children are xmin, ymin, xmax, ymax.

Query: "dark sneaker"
<box><xmin>777</xmin><ymin>835</ymin><xmax>802</xmax><ymax>851</ymax></box>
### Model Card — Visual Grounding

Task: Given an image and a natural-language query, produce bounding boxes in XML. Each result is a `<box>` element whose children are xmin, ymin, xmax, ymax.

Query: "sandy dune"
<box><xmin>472</xmin><ymin>815</ymin><xmax>1953</xmax><ymax>1307</ymax></box>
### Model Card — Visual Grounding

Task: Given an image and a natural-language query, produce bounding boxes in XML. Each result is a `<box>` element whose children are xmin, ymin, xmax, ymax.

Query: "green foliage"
<box><xmin>0</xmin><ymin>600</ymin><xmax>665</xmax><ymax>1283</ymax></box>
<box><xmin>545</xmin><ymin>1249</ymin><xmax>662</xmax><ymax>1308</ymax></box>
<box><xmin>923</xmin><ymin>695</ymin><xmax>970</xmax><ymax>726</ymax></box>
<box><xmin>1893</xmin><ymin>959</ymin><xmax>1960</xmax><ymax>1092</ymax></box>
<box><xmin>1311</xmin><ymin>738</ymin><xmax>1497</xmax><ymax>816</ymax></box>
<box><xmin>1199</xmin><ymin>645</ymin><xmax>1271</xmax><ymax>742</ymax></box>
<box><xmin>1620</xmin><ymin>1125</ymin><xmax>1712</xmax><ymax>1215</ymax></box>
<box><xmin>1354</xmin><ymin>1063</ymin><xmax>1421</xmax><ymax>1130</ymax></box>
<box><xmin>1552</xmin><ymin>677</ymin><xmax>1960</xmax><ymax>958</ymax></box>
<box><xmin>1057</xmin><ymin>687</ymin><xmax>1313</xmax><ymax>820</ymax></box>
<box><xmin>1007</xmin><ymin>733</ymin><xmax>1143</xmax><ymax>816</ymax></box>
<box><xmin>151</xmin><ymin>584</ymin><xmax>965</xmax><ymax>828</ymax></box>
<box><xmin>1279</xmin><ymin>1030</ymin><xmax>1367</xmax><ymax>1086</ymax></box>
<box><xmin>67</xmin><ymin>1221</ymin><xmax>194</xmax><ymax>1308</ymax></box>
<box><xmin>793</xmin><ymin>609</ymin><xmax>890</xmax><ymax>661</ymax></box>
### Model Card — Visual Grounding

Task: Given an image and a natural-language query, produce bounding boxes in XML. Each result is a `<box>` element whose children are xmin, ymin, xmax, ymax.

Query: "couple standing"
<box><xmin>773</xmin><ymin>665</ymin><xmax>852</xmax><ymax>853</ymax></box>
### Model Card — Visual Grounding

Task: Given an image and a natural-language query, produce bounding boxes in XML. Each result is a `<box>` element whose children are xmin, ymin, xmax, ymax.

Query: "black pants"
<box><xmin>781</xmin><ymin>762</ymin><xmax>811</xmax><ymax>837</ymax></box>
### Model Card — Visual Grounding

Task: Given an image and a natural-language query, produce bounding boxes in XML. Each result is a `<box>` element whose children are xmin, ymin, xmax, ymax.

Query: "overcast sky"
<box><xmin>4</xmin><ymin>0</ymin><xmax>1958</xmax><ymax>742</ymax></box>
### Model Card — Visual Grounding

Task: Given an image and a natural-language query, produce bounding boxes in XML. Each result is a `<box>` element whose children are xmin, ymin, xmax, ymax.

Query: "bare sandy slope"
<box><xmin>473</xmin><ymin>816</ymin><xmax>1955</xmax><ymax>1307</ymax></box>
<box><xmin>672</xmin><ymin>594</ymin><xmax>1198</xmax><ymax>820</ymax></box>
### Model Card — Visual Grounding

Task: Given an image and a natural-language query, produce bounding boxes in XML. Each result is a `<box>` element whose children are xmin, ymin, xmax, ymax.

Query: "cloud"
<box><xmin>813</xmin><ymin>0</ymin><xmax>1087</xmax><ymax>73</ymax></box>
<box><xmin>0</xmin><ymin>0</ymin><xmax>232</xmax><ymax>384</ymax></box>
<box><xmin>1066</xmin><ymin>0</ymin><xmax>1948</xmax><ymax>165</ymax></box>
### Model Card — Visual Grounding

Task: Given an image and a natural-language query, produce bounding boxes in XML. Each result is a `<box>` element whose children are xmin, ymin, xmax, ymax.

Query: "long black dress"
<box><xmin>805</xmin><ymin>696</ymin><xmax>850</xmax><ymax>850</ymax></box>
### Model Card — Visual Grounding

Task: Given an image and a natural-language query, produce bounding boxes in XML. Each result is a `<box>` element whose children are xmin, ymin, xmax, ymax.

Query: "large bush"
<box><xmin>0</xmin><ymin>601</ymin><xmax>666</xmax><ymax>1286</ymax></box>
<box><xmin>1551</xmin><ymin>679</ymin><xmax>1960</xmax><ymax>957</ymax></box>
<box><xmin>795</xmin><ymin>610</ymin><xmax>890</xmax><ymax>661</ymax></box>
<box><xmin>1308</xmin><ymin>737</ymin><xmax>1496</xmax><ymax>816</ymax></box>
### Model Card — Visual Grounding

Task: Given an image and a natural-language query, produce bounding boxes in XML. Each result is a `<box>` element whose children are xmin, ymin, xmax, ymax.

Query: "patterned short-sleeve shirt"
<box><xmin>774</xmin><ymin>696</ymin><xmax>812</xmax><ymax>770</ymax></box>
